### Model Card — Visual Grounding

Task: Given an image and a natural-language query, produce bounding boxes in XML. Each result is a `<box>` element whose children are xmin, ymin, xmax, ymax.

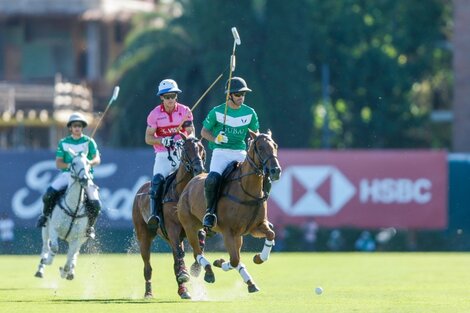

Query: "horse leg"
<box><xmin>61</xmin><ymin>240</ymin><xmax>80</xmax><ymax>280</ymax></box>
<box><xmin>167</xmin><ymin>221</ymin><xmax>191</xmax><ymax>299</ymax></box>
<box><xmin>252</xmin><ymin>221</ymin><xmax>276</xmax><ymax>264</ymax></box>
<box><xmin>173</xmin><ymin>243</ymin><xmax>191</xmax><ymax>299</ymax></box>
<box><xmin>49</xmin><ymin>224</ymin><xmax>60</xmax><ymax>255</ymax></box>
<box><xmin>186</xmin><ymin>224</ymin><xmax>214</xmax><ymax>283</ymax></box>
<box><xmin>35</xmin><ymin>226</ymin><xmax>52</xmax><ymax>278</ymax></box>
<box><xmin>187</xmin><ymin>229</ymin><xmax>206</xmax><ymax>278</ymax></box>
<box><xmin>138</xmin><ymin>234</ymin><xmax>154</xmax><ymax>298</ymax></box>
<box><xmin>219</xmin><ymin>234</ymin><xmax>259</xmax><ymax>293</ymax></box>
<box><xmin>179</xmin><ymin>203</ymin><xmax>214</xmax><ymax>283</ymax></box>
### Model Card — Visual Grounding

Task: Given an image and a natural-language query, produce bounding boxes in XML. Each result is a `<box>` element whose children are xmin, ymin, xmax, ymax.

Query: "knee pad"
<box><xmin>150</xmin><ymin>174</ymin><xmax>165</xmax><ymax>197</ymax></box>
<box><xmin>205</xmin><ymin>172</ymin><xmax>222</xmax><ymax>189</ymax></box>
<box><xmin>42</xmin><ymin>187</ymin><xmax>61</xmax><ymax>206</ymax></box>
<box><xmin>86</xmin><ymin>200</ymin><xmax>101</xmax><ymax>215</ymax></box>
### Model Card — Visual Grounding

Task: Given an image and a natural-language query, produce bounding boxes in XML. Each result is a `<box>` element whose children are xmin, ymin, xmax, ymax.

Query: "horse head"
<box><xmin>67</xmin><ymin>149</ymin><xmax>91</xmax><ymax>187</ymax></box>
<box><xmin>248</xmin><ymin>129</ymin><xmax>282</xmax><ymax>181</ymax></box>
<box><xmin>177</xmin><ymin>133</ymin><xmax>206</xmax><ymax>176</ymax></box>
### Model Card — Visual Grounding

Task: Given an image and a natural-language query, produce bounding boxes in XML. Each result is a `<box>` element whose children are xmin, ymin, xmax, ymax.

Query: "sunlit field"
<box><xmin>1</xmin><ymin>252</ymin><xmax>470</xmax><ymax>313</ymax></box>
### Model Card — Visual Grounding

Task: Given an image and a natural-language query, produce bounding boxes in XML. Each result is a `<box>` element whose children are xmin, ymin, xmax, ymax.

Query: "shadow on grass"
<box><xmin>2</xmin><ymin>298</ymin><xmax>191</xmax><ymax>304</ymax></box>
<box><xmin>52</xmin><ymin>299</ymin><xmax>183</xmax><ymax>304</ymax></box>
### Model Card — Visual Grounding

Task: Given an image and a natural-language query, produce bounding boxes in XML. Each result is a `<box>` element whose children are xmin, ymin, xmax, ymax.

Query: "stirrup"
<box><xmin>202</xmin><ymin>213</ymin><xmax>217</xmax><ymax>229</ymax></box>
<box><xmin>86</xmin><ymin>227</ymin><xmax>96</xmax><ymax>240</ymax></box>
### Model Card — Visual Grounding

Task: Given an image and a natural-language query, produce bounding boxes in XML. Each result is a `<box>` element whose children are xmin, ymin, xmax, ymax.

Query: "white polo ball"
<box><xmin>315</xmin><ymin>287</ymin><xmax>323</xmax><ymax>295</ymax></box>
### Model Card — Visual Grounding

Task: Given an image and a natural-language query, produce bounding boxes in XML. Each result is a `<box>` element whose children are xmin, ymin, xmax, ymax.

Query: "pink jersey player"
<box><xmin>145</xmin><ymin>79</ymin><xmax>194</xmax><ymax>230</ymax></box>
<box><xmin>147</xmin><ymin>102</ymin><xmax>193</xmax><ymax>153</ymax></box>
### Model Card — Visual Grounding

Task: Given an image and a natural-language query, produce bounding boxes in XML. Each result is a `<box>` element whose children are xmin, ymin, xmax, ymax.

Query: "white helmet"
<box><xmin>157</xmin><ymin>79</ymin><xmax>182</xmax><ymax>95</ymax></box>
<box><xmin>67</xmin><ymin>112</ymin><xmax>88</xmax><ymax>128</ymax></box>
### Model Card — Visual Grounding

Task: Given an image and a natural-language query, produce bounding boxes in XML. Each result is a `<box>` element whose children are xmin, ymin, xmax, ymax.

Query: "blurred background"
<box><xmin>1</xmin><ymin>0</ymin><xmax>469</xmax><ymax>254</ymax></box>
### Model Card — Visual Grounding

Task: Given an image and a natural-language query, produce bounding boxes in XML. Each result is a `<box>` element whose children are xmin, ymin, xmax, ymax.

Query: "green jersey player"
<box><xmin>36</xmin><ymin>112</ymin><xmax>102</xmax><ymax>239</ymax></box>
<box><xmin>200</xmin><ymin>77</ymin><xmax>259</xmax><ymax>230</ymax></box>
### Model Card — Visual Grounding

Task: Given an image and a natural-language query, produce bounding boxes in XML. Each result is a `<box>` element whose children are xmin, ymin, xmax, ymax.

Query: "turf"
<box><xmin>1</xmin><ymin>252</ymin><xmax>469</xmax><ymax>313</ymax></box>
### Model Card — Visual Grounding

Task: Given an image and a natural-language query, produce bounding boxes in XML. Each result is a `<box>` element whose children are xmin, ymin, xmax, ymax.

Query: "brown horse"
<box><xmin>177</xmin><ymin>130</ymin><xmax>282</xmax><ymax>293</ymax></box>
<box><xmin>132</xmin><ymin>135</ymin><xmax>205</xmax><ymax>299</ymax></box>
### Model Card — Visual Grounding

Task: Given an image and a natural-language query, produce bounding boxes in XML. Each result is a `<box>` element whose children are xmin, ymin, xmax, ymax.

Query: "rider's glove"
<box><xmin>214</xmin><ymin>131</ymin><xmax>228</xmax><ymax>145</ymax></box>
<box><xmin>161</xmin><ymin>136</ymin><xmax>175</xmax><ymax>148</ymax></box>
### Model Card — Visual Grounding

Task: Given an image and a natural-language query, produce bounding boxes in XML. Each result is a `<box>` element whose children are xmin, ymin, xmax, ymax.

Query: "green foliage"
<box><xmin>107</xmin><ymin>0</ymin><xmax>451</xmax><ymax>149</ymax></box>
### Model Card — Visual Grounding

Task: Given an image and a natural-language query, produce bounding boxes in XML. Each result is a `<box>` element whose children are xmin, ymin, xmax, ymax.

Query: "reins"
<box><xmin>57</xmin><ymin>157</ymin><xmax>89</xmax><ymax>240</ymax></box>
<box><xmin>222</xmin><ymin>135</ymin><xmax>278</xmax><ymax>206</ymax></box>
<box><xmin>58</xmin><ymin>180</ymin><xmax>87</xmax><ymax>241</ymax></box>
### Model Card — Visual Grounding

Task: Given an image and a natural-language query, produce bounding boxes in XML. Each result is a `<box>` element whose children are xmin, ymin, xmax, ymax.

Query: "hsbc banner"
<box><xmin>1</xmin><ymin>149</ymin><xmax>447</xmax><ymax>230</ymax></box>
<box><xmin>269</xmin><ymin>150</ymin><xmax>448</xmax><ymax>229</ymax></box>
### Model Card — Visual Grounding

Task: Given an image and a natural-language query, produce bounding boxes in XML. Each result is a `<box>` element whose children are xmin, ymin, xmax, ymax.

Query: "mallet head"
<box><xmin>111</xmin><ymin>86</ymin><xmax>120</xmax><ymax>102</ymax></box>
<box><xmin>231</xmin><ymin>27</ymin><xmax>241</xmax><ymax>45</ymax></box>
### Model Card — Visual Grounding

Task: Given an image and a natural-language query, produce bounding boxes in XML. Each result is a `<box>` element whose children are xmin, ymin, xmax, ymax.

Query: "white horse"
<box><xmin>35</xmin><ymin>150</ymin><xmax>91</xmax><ymax>280</ymax></box>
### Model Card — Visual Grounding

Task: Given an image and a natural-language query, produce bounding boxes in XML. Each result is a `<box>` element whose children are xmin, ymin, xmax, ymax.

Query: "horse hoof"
<box><xmin>66</xmin><ymin>273</ymin><xmax>74</xmax><ymax>280</ymax></box>
<box><xmin>178</xmin><ymin>286</ymin><xmax>191</xmax><ymax>299</ymax></box>
<box><xmin>190</xmin><ymin>262</ymin><xmax>201</xmax><ymax>277</ymax></box>
<box><xmin>34</xmin><ymin>271</ymin><xmax>43</xmax><ymax>278</ymax></box>
<box><xmin>213</xmin><ymin>259</ymin><xmax>225</xmax><ymax>268</ymax></box>
<box><xmin>253</xmin><ymin>254</ymin><xmax>264</xmax><ymax>265</ymax></box>
<box><xmin>204</xmin><ymin>266</ymin><xmax>215</xmax><ymax>283</ymax></box>
<box><xmin>248</xmin><ymin>284</ymin><xmax>260</xmax><ymax>293</ymax></box>
<box><xmin>144</xmin><ymin>292</ymin><xmax>153</xmax><ymax>299</ymax></box>
<box><xmin>59</xmin><ymin>267</ymin><xmax>66</xmax><ymax>278</ymax></box>
<box><xmin>177</xmin><ymin>271</ymin><xmax>190</xmax><ymax>283</ymax></box>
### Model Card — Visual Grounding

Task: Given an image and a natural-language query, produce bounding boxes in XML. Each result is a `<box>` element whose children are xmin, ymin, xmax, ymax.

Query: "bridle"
<box><xmin>58</xmin><ymin>155</ymin><xmax>90</xmax><ymax>240</ymax></box>
<box><xmin>245</xmin><ymin>134</ymin><xmax>279</xmax><ymax>177</ymax></box>
<box><xmin>224</xmin><ymin>134</ymin><xmax>279</xmax><ymax>206</ymax></box>
<box><xmin>178</xmin><ymin>138</ymin><xmax>205</xmax><ymax>175</ymax></box>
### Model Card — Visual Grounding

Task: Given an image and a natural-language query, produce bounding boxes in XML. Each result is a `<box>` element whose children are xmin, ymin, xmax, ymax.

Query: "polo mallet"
<box><xmin>90</xmin><ymin>86</ymin><xmax>120</xmax><ymax>138</ymax></box>
<box><xmin>222</xmin><ymin>27</ymin><xmax>241</xmax><ymax>132</ymax></box>
<box><xmin>176</xmin><ymin>69</ymin><xmax>228</xmax><ymax>130</ymax></box>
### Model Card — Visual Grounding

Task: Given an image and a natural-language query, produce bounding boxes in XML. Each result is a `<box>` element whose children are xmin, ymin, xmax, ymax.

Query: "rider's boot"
<box><xmin>147</xmin><ymin>174</ymin><xmax>165</xmax><ymax>232</ymax></box>
<box><xmin>202</xmin><ymin>172</ymin><xmax>222</xmax><ymax>231</ymax></box>
<box><xmin>85</xmin><ymin>199</ymin><xmax>101</xmax><ymax>239</ymax></box>
<box><xmin>36</xmin><ymin>187</ymin><xmax>61</xmax><ymax>228</ymax></box>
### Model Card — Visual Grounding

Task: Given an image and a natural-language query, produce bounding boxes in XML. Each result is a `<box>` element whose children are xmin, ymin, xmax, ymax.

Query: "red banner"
<box><xmin>268</xmin><ymin>150</ymin><xmax>448</xmax><ymax>230</ymax></box>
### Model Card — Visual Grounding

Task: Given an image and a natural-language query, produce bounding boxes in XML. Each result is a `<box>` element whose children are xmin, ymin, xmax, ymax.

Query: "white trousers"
<box><xmin>209</xmin><ymin>148</ymin><xmax>246</xmax><ymax>174</ymax></box>
<box><xmin>50</xmin><ymin>171</ymin><xmax>100</xmax><ymax>200</ymax></box>
<box><xmin>153</xmin><ymin>151</ymin><xmax>180</xmax><ymax>177</ymax></box>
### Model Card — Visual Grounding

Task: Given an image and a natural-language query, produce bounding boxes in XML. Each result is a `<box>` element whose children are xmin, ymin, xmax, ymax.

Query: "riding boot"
<box><xmin>147</xmin><ymin>174</ymin><xmax>165</xmax><ymax>231</ymax></box>
<box><xmin>202</xmin><ymin>172</ymin><xmax>222</xmax><ymax>230</ymax></box>
<box><xmin>36</xmin><ymin>187</ymin><xmax>61</xmax><ymax>228</ymax></box>
<box><xmin>85</xmin><ymin>199</ymin><xmax>101</xmax><ymax>239</ymax></box>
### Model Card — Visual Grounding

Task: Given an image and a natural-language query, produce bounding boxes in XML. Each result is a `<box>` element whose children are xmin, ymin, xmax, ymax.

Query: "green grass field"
<box><xmin>1</xmin><ymin>252</ymin><xmax>470</xmax><ymax>313</ymax></box>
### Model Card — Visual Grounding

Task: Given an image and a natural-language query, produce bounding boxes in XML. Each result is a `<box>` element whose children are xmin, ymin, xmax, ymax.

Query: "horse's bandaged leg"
<box><xmin>196</xmin><ymin>254</ymin><xmax>211</xmax><ymax>268</ymax></box>
<box><xmin>260</xmin><ymin>239</ymin><xmax>274</xmax><ymax>262</ymax></box>
<box><xmin>221</xmin><ymin>262</ymin><xmax>234</xmax><ymax>272</ymax></box>
<box><xmin>236</xmin><ymin>263</ymin><xmax>253</xmax><ymax>283</ymax></box>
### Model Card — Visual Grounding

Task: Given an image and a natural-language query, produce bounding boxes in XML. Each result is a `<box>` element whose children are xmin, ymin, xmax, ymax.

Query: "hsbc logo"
<box><xmin>270</xmin><ymin>165</ymin><xmax>435</xmax><ymax>217</ymax></box>
<box><xmin>270</xmin><ymin>166</ymin><xmax>355</xmax><ymax>216</ymax></box>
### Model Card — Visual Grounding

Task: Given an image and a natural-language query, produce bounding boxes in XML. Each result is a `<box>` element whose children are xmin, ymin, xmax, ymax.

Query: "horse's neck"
<box><xmin>64</xmin><ymin>180</ymin><xmax>85</xmax><ymax>210</ymax></box>
<box><xmin>174</xmin><ymin>165</ymin><xmax>192</xmax><ymax>195</ymax></box>
<box><xmin>239</xmin><ymin>161</ymin><xmax>263</xmax><ymax>196</ymax></box>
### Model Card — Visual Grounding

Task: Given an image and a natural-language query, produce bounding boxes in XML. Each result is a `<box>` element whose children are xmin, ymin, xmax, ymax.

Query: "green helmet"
<box><xmin>225</xmin><ymin>77</ymin><xmax>252</xmax><ymax>94</ymax></box>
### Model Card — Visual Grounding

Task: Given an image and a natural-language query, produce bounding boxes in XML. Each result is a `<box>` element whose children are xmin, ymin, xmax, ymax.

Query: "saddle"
<box><xmin>216</xmin><ymin>161</ymin><xmax>241</xmax><ymax>200</ymax></box>
<box><xmin>155</xmin><ymin>170</ymin><xmax>178</xmax><ymax>241</ymax></box>
<box><xmin>162</xmin><ymin>170</ymin><xmax>178</xmax><ymax>203</ymax></box>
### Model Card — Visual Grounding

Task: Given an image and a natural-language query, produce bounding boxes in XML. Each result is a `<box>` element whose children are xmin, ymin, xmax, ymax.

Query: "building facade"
<box><xmin>0</xmin><ymin>0</ymin><xmax>155</xmax><ymax>148</ymax></box>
